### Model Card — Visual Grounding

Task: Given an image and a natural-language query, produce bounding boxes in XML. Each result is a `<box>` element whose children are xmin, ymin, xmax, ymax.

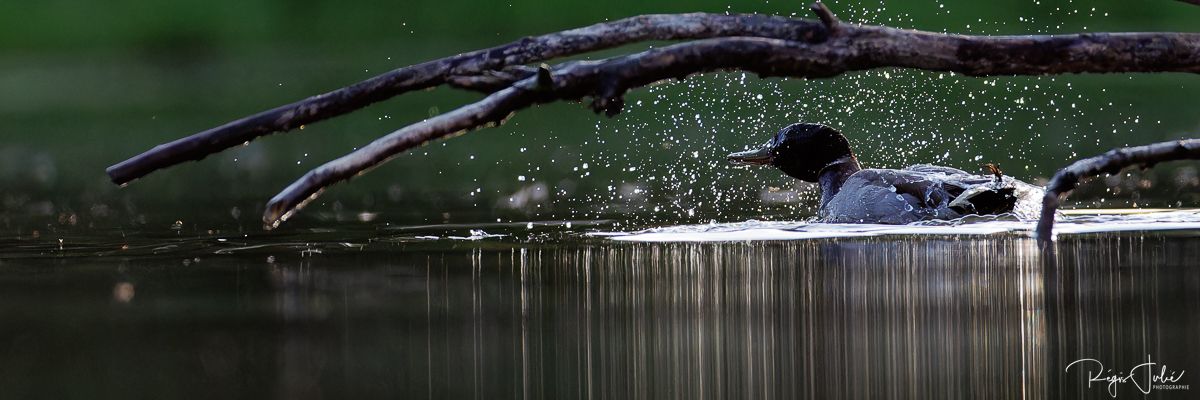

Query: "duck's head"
<box><xmin>727</xmin><ymin>123</ymin><xmax>858</xmax><ymax>182</ymax></box>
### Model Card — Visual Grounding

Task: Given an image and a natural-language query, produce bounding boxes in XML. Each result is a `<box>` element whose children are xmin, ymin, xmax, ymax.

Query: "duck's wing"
<box><xmin>945</xmin><ymin>173</ymin><xmax>1052</xmax><ymax>216</ymax></box>
<box><xmin>904</xmin><ymin>163</ymin><xmax>1022</xmax><ymax>199</ymax></box>
<box><xmin>821</xmin><ymin>169</ymin><xmax>960</xmax><ymax>224</ymax></box>
<box><xmin>902</xmin><ymin>165</ymin><xmax>1006</xmax><ymax>202</ymax></box>
<box><xmin>903</xmin><ymin>164</ymin><xmax>971</xmax><ymax>176</ymax></box>
<box><xmin>948</xmin><ymin>185</ymin><xmax>1018</xmax><ymax>215</ymax></box>
<box><xmin>824</xmin><ymin>168</ymin><xmax>1044</xmax><ymax>223</ymax></box>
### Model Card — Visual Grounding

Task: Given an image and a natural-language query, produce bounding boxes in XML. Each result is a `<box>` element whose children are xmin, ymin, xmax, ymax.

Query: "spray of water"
<box><xmin>534</xmin><ymin>0</ymin><xmax>1161</xmax><ymax>226</ymax></box>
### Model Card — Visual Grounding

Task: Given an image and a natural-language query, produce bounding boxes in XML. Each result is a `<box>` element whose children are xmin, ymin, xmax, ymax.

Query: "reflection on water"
<box><xmin>0</xmin><ymin>233</ymin><xmax>1197</xmax><ymax>399</ymax></box>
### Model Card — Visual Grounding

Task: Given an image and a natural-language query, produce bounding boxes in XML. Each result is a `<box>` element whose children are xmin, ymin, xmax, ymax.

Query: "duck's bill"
<box><xmin>727</xmin><ymin>146</ymin><xmax>773</xmax><ymax>166</ymax></box>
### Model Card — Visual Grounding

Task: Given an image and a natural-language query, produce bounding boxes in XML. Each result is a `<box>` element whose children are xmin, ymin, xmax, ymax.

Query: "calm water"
<box><xmin>2</xmin><ymin>223</ymin><xmax>1197</xmax><ymax>399</ymax></box>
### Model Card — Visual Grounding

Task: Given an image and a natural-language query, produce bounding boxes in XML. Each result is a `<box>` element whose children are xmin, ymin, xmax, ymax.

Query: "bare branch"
<box><xmin>1035</xmin><ymin>139</ymin><xmax>1200</xmax><ymax>241</ymax></box>
<box><xmin>264</xmin><ymin>32</ymin><xmax>1200</xmax><ymax>227</ymax></box>
<box><xmin>105</xmin><ymin>14</ymin><xmax>829</xmax><ymax>185</ymax></box>
<box><xmin>441</xmin><ymin>28</ymin><xmax>1200</xmax><ymax>94</ymax></box>
<box><xmin>809</xmin><ymin>2</ymin><xmax>840</xmax><ymax>35</ymax></box>
<box><xmin>263</xmin><ymin>86</ymin><xmax>538</xmax><ymax>227</ymax></box>
<box><xmin>446</xmin><ymin>66</ymin><xmax>539</xmax><ymax>93</ymax></box>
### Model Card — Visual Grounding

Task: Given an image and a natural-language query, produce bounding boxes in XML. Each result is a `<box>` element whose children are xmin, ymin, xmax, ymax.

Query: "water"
<box><xmin>2</xmin><ymin>219</ymin><xmax>1198</xmax><ymax>399</ymax></box>
<box><xmin>599</xmin><ymin>209</ymin><xmax>1200</xmax><ymax>241</ymax></box>
<box><xmin>4</xmin><ymin>1</ymin><xmax>1200</xmax><ymax>398</ymax></box>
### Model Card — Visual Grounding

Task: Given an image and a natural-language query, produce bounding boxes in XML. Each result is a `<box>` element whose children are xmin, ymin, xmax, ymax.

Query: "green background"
<box><xmin>2</xmin><ymin>0</ymin><xmax>1199</xmax><ymax>232</ymax></box>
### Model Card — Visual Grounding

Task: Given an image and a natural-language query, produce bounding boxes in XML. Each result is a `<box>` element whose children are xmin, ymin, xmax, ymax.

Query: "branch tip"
<box><xmin>1035</xmin><ymin>138</ymin><xmax>1200</xmax><ymax>241</ymax></box>
<box><xmin>590</xmin><ymin>79</ymin><xmax>627</xmax><ymax>117</ymax></box>
<box><xmin>810</xmin><ymin>2</ymin><xmax>840</xmax><ymax>33</ymax></box>
<box><xmin>536</xmin><ymin>64</ymin><xmax>554</xmax><ymax>89</ymax></box>
<box><xmin>590</xmin><ymin>96</ymin><xmax>625</xmax><ymax>117</ymax></box>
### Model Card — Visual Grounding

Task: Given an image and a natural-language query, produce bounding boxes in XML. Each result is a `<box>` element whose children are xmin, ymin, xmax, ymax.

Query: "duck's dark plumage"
<box><xmin>820</xmin><ymin>165</ymin><xmax>1039</xmax><ymax>224</ymax></box>
<box><xmin>728</xmin><ymin>123</ymin><xmax>1043</xmax><ymax>224</ymax></box>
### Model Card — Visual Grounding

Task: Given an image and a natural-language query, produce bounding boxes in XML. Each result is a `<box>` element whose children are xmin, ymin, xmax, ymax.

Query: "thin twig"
<box><xmin>105</xmin><ymin>13</ymin><xmax>830</xmax><ymax>185</ymax></box>
<box><xmin>810</xmin><ymin>1</ymin><xmax>841</xmax><ymax>35</ymax></box>
<box><xmin>1035</xmin><ymin>139</ymin><xmax>1200</xmax><ymax>241</ymax></box>
<box><xmin>264</xmin><ymin>32</ymin><xmax>1200</xmax><ymax>227</ymax></box>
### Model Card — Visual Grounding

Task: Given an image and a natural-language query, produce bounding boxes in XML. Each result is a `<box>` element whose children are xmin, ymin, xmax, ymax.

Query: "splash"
<box><xmin>543</xmin><ymin>0</ymin><xmax>1161</xmax><ymax>226</ymax></box>
<box><xmin>595</xmin><ymin>209</ymin><xmax>1200</xmax><ymax>242</ymax></box>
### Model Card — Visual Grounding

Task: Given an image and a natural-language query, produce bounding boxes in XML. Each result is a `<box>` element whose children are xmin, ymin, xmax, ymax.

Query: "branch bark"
<box><xmin>105</xmin><ymin>13</ymin><xmax>830</xmax><ymax>185</ymax></box>
<box><xmin>264</xmin><ymin>29</ymin><xmax>1200</xmax><ymax>227</ymax></box>
<box><xmin>1035</xmin><ymin>139</ymin><xmax>1200</xmax><ymax>241</ymax></box>
<box><xmin>810</xmin><ymin>1</ymin><xmax>841</xmax><ymax>35</ymax></box>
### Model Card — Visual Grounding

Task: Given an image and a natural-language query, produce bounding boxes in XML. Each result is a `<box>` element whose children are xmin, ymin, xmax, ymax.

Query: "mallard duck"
<box><xmin>727</xmin><ymin>123</ymin><xmax>1043</xmax><ymax>224</ymax></box>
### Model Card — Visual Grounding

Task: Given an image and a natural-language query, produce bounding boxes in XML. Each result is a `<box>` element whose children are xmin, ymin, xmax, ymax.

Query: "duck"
<box><xmin>727</xmin><ymin>123</ymin><xmax>1044</xmax><ymax>224</ymax></box>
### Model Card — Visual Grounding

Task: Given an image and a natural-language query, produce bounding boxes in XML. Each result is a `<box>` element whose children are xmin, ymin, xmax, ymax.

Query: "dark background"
<box><xmin>3</xmin><ymin>0</ymin><xmax>1199</xmax><ymax>232</ymax></box>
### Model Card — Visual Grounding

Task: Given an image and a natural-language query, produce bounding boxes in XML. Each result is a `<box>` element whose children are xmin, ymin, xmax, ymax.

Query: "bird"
<box><xmin>727</xmin><ymin>123</ymin><xmax>1044</xmax><ymax>224</ymax></box>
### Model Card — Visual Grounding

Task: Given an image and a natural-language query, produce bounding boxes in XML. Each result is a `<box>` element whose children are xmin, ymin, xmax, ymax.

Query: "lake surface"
<box><xmin>4</xmin><ymin>2</ymin><xmax>1199</xmax><ymax>397</ymax></box>
<box><xmin>2</xmin><ymin>220</ymin><xmax>1197</xmax><ymax>399</ymax></box>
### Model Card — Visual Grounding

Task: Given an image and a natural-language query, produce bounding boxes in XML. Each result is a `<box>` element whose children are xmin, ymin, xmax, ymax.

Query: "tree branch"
<box><xmin>1035</xmin><ymin>139</ymin><xmax>1200</xmax><ymax>241</ymax></box>
<box><xmin>263</xmin><ymin>31</ymin><xmax>1200</xmax><ymax>227</ymax></box>
<box><xmin>447</xmin><ymin>65</ymin><xmax>540</xmax><ymax>93</ymax></box>
<box><xmin>105</xmin><ymin>13</ymin><xmax>830</xmax><ymax>185</ymax></box>
<box><xmin>810</xmin><ymin>1</ymin><xmax>841</xmax><ymax>35</ymax></box>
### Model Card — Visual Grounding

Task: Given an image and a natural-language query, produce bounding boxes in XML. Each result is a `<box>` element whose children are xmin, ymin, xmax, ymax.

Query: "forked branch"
<box><xmin>104</xmin><ymin>4</ymin><xmax>1200</xmax><ymax>228</ymax></box>
<box><xmin>810</xmin><ymin>1</ymin><xmax>841</xmax><ymax>34</ymax></box>
<box><xmin>1035</xmin><ymin>139</ymin><xmax>1200</xmax><ymax>241</ymax></box>
<box><xmin>105</xmin><ymin>13</ymin><xmax>830</xmax><ymax>185</ymax></box>
<box><xmin>265</xmin><ymin>28</ymin><xmax>1200</xmax><ymax>226</ymax></box>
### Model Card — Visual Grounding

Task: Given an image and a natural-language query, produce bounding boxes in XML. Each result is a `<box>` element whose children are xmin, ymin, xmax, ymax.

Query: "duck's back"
<box><xmin>819</xmin><ymin>168</ymin><xmax>960</xmax><ymax>224</ymax></box>
<box><xmin>819</xmin><ymin>165</ymin><xmax>1040</xmax><ymax>224</ymax></box>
